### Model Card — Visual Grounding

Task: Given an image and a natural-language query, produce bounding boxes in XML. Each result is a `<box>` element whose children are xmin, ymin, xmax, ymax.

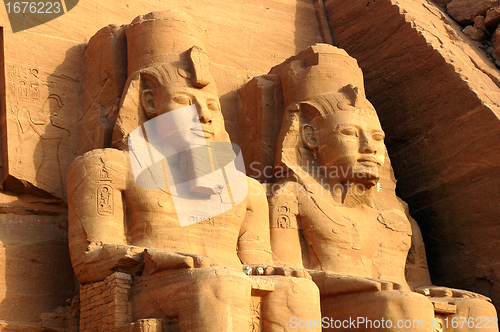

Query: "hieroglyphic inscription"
<box><xmin>7</xmin><ymin>64</ymin><xmax>40</xmax><ymax>104</ymax></box>
<box><xmin>97</xmin><ymin>167</ymin><xmax>113</xmax><ymax>216</ymax></box>
<box><xmin>250</xmin><ymin>297</ymin><xmax>262</xmax><ymax>332</ymax></box>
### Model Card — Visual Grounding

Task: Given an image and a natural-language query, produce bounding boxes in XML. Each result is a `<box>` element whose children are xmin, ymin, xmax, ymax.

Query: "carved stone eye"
<box><xmin>172</xmin><ymin>95</ymin><xmax>191</xmax><ymax>105</ymax></box>
<box><xmin>207</xmin><ymin>101</ymin><xmax>220</xmax><ymax>112</ymax></box>
<box><xmin>373</xmin><ymin>133</ymin><xmax>385</xmax><ymax>142</ymax></box>
<box><xmin>339</xmin><ymin>127</ymin><xmax>358</xmax><ymax>137</ymax></box>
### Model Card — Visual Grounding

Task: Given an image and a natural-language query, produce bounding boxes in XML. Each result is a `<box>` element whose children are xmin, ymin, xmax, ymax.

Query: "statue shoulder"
<box><xmin>269</xmin><ymin>180</ymin><xmax>304</xmax><ymax>200</ymax></box>
<box><xmin>69</xmin><ymin>148</ymin><xmax>128</xmax><ymax>172</ymax></box>
<box><xmin>68</xmin><ymin>149</ymin><xmax>129</xmax><ymax>193</ymax></box>
<box><xmin>268</xmin><ymin>181</ymin><xmax>301</xmax><ymax>219</ymax></box>
<box><xmin>246</xmin><ymin>176</ymin><xmax>265</xmax><ymax>196</ymax></box>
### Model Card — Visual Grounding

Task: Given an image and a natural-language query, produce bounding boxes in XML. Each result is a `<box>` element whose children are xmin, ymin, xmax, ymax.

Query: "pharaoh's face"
<box><xmin>155</xmin><ymin>80</ymin><xmax>229</xmax><ymax>143</ymax></box>
<box><xmin>318</xmin><ymin>108</ymin><xmax>386</xmax><ymax>183</ymax></box>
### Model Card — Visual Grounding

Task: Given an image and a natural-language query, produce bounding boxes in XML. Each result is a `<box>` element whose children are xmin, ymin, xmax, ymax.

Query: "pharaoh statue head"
<box><xmin>272</xmin><ymin>44</ymin><xmax>390</xmax><ymax>190</ymax></box>
<box><xmin>108</xmin><ymin>11</ymin><xmax>245</xmax><ymax>217</ymax></box>
<box><xmin>112</xmin><ymin>11</ymin><xmax>230</xmax><ymax>150</ymax></box>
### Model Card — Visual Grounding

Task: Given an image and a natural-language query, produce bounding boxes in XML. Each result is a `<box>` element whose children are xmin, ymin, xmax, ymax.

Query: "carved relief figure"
<box><xmin>17</xmin><ymin>94</ymin><xmax>70</xmax><ymax>195</ymax></box>
<box><xmin>268</xmin><ymin>44</ymin><xmax>498</xmax><ymax>331</ymax></box>
<box><xmin>67</xmin><ymin>11</ymin><xmax>320</xmax><ymax>331</ymax></box>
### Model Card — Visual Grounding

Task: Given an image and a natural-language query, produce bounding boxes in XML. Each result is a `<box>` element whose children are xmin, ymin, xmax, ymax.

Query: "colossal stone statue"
<box><xmin>267</xmin><ymin>44</ymin><xmax>498</xmax><ymax>331</ymax></box>
<box><xmin>67</xmin><ymin>11</ymin><xmax>320</xmax><ymax>332</ymax></box>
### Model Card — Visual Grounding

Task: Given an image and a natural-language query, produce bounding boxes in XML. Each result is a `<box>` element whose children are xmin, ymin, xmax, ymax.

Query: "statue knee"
<box><xmin>193</xmin><ymin>267</ymin><xmax>253</xmax><ymax>305</ymax></box>
<box><xmin>261</xmin><ymin>276</ymin><xmax>322</xmax><ymax>331</ymax></box>
<box><xmin>269</xmin><ymin>275</ymin><xmax>320</xmax><ymax>306</ymax></box>
<box><xmin>321</xmin><ymin>290</ymin><xmax>436</xmax><ymax>331</ymax></box>
<box><xmin>437</xmin><ymin>297</ymin><xmax>499</xmax><ymax>332</ymax></box>
<box><xmin>374</xmin><ymin>291</ymin><xmax>435</xmax><ymax>324</ymax></box>
<box><xmin>178</xmin><ymin>268</ymin><xmax>254</xmax><ymax>332</ymax></box>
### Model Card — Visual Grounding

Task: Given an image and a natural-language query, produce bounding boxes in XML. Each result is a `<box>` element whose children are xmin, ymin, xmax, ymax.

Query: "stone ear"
<box><xmin>140</xmin><ymin>89</ymin><xmax>157</xmax><ymax>118</ymax></box>
<box><xmin>298</xmin><ymin>102</ymin><xmax>320</xmax><ymax>151</ymax></box>
<box><xmin>301</xmin><ymin>124</ymin><xmax>318</xmax><ymax>151</ymax></box>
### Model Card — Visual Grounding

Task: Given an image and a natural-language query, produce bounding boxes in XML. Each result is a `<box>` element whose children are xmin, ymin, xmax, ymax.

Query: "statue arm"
<box><xmin>405</xmin><ymin>215</ymin><xmax>433</xmax><ymax>290</ymax></box>
<box><xmin>237</xmin><ymin>178</ymin><xmax>273</xmax><ymax>265</ymax></box>
<box><xmin>407</xmin><ymin>217</ymin><xmax>492</xmax><ymax>301</ymax></box>
<box><xmin>268</xmin><ymin>182</ymin><xmax>304</xmax><ymax>268</ymax></box>
<box><xmin>68</xmin><ymin>149</ymin><xmax>144</xmax><ymax>283</ymax></box>
<box><xmin>400</xmin><ymin>207</ymin><xmax>491</xmax><ymax>301</ymax></box>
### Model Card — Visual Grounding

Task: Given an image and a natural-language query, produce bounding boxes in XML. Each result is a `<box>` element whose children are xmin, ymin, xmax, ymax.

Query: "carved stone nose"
<box><xmin>199</xmin><ymin>114</ymin><xmax>213</xmax><ymax>124</ymax></box>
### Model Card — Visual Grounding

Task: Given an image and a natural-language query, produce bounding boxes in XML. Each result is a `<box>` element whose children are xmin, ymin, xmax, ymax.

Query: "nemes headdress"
<box><xmin>112</xmin><ymin>11</ymin><xmax>215</xmax><ymax>149</ymax></box>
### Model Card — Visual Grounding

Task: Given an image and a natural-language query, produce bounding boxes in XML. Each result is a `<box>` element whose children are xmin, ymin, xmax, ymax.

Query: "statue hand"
<box><xmin>309</xmin><ymin>271</ymin><xmax>405</xmax><ymax>296</ymax></box>
<box><xmin>415</xmin><ymin>285</ymin><xmax>491</xmax><ymax>302</ymax></box>
<box><xmin>143</xmin><ymin>249</ymin><xmax>218</xmax><ymax>275</ymax></box>
<box><xmin>185</xmin><ymin>253</ymin><xmax>218</xmax><ymax>268</ymax></box>
<box><xmin>243</xmin><ymin>265</ymin><xmax>312</xmax><ymax>280</ymax></box>
<box><xmin>98</xmin><ymin>243</ymin><xmax>144</xmax><ymax>263</ymax></box>
<box><xmin>94</xmin><ymin>243</ymin><xmax>145</xmax><ymax>275</ymax></box>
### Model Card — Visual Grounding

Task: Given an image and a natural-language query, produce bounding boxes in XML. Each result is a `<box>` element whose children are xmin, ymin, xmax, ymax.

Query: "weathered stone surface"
<box><xmin>1</xmin><ymin>34</ymin><xmax>81</xmax><ymax>200</ymax></box>
<box><xmin>474</xmin><ymin>15</ymin><xmax>489</xmax><ymax>33</ymax></box>
<box><xmin>0</xmin><ymin>0</ymin><xmax>500</xmax><ymax>329</ymax></box>
<box><xmin>238</xmin><ymin>74</ymin><xmax>284</xmax><ymax>182</ymax></box>
<box><xmin>78</xmin><ymin>24</ymin><xmax>127</xmax><ymax>156</ymax></box>
<box><xmin>493</xmin><ymin>26</ymin><xmax>500</xmax><ymax>55</ymax></box>
<box><xmin>447</xmin><ymin>0</ymin><xmax>500</xmax><ymax>24</ymax></box>
<box><xmin>485</xmin><ymin>5</ymin><xmax>500</xmax><ymax>26</ymax></box>
<box><xmin>432</xmin><ymin>0</ymin><xmax>453</xmax><ymax>7</ymax></box>
<box><xmin>463</xmin><ymin>25</ymin><xmax>487</xmax><ymax>40</ymax></box>
<box><xmin>0</xmin><ymin>192</ymin><xmax>73</xmax><ymax>324</ymax></box>
<box><xmin>0</xmin><ymin>0</ymin><xmax>322</xmax><ymax>197</ymax></box>
<box><xmin>324</xmin><ymin>0</ymin><xmax>500</xmax><ymax>311</ymax></box>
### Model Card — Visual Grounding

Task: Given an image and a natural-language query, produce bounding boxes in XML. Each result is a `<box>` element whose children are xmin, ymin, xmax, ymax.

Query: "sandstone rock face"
<box><xmin>437</xmin><ymin>1</ymin><xmax>500</xmax><ymax>68</ymax></box>
<box><xmin>463</xmin><ymin>25</ymin><xmax>487</xmax><ymax>40</ymax></box>
<box><xmin>474</xmin><ymin>15</ymin><xmax>489</xmax><ymax>33</ymax></box>
<box><xmin>0</xmin><ymin>0</ymin><xmax>500</xmax><ymax>330</ymax></box>
<box><xmin>493</xmin><ymin>27</ymin><xmax>500</xmax><ymax>56</ymax></box>
<box><xmin>324</xmin><ymin>0</ymin><xmax>500</xmax><ymax>310</ymax></box>
<box><xmin>1</xmin><ymin>34</ymin><xmax>81</xmax><ymax>200</ymax></box>
<box><xmin>433</xmin><ymin>0</ymin><xmax>453</xmax><ymax>7</ymax></box>
<box><xmin>78</xmin><ymin>25</ymin><xmax>127</xmax><ymax>156</ymax></box>
<box><xmin>447</xmin><ymin>0</ymin><xmax>500</xmax><ymax>24</ymax></box>
<box><xmin>485</xmin><ymin>6</ymin><xmax>500</xmax><ymax>26</ymax></box>
<box><xmin>0</xmin><ymin>193</ymin><xmax>74</xmax><ymax>330</ymax></box>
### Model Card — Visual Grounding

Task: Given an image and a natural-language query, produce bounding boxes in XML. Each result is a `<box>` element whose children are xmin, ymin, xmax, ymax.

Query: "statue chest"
<box><xmin>124</xmin><ymin>184</ymin><xmax>247</xmax><ymax>250</ymax></box>
<box><xmin>299</xmin><ymin>196</ymin><xmax>412</xmax><ymax>276</ymax></box>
